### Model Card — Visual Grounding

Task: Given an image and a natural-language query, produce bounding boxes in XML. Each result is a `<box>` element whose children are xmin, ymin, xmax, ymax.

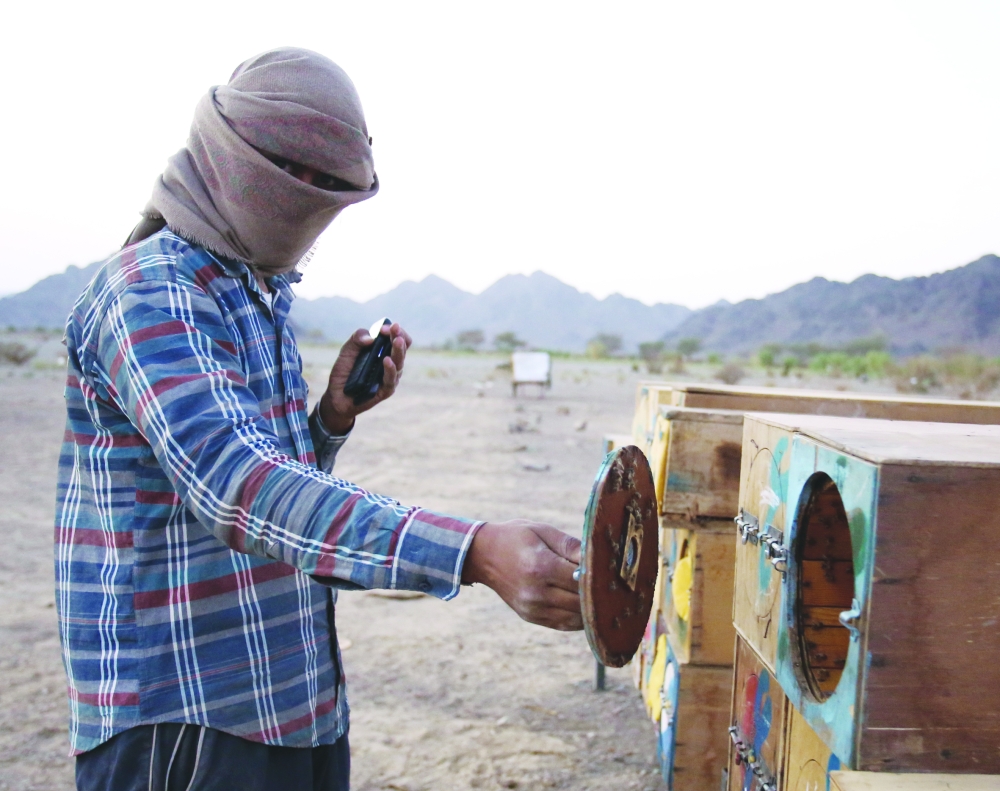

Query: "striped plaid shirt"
<box><xmin>56</xmin><ymin>229</ymin><xmax>481</xmax><ymax>755</ymax></box>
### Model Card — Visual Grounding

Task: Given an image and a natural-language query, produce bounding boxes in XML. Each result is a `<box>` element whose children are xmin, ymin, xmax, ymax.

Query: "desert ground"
<box><xmin>0</xmin><ymin>341</ymin><xmax>931</xmax><ymax>790</ymax></box>
<box><xmin>1</xmin><ymin>349</ymin><xmax>665</xmax><ymax>791</ymax></box>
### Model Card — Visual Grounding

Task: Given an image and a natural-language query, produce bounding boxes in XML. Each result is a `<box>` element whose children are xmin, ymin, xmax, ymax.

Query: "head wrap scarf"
<box><xmin>132</xmin><ymin>47</ymin><xmax>377</xmax><ymax>275</ymax></box>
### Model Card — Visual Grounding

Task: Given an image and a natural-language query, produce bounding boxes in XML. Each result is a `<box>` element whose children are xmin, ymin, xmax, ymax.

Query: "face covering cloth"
<box><xmin>134</xmin><ymin>47</ymin><xmax>378</xmax><ymax>275</ymax></box>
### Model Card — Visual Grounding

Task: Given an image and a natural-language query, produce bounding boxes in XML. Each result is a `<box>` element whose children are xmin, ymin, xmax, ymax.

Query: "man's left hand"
<box><xmin>319</xmin><ymin>322</ymin><xmax>412</xmax><ymax>435</ymax></box>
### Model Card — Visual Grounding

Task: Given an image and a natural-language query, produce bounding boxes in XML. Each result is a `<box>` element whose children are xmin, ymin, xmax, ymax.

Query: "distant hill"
<box><xmin>0</xmin><ymin>261</ymin><xmax>103</xmax><ymax>330</ymax></box>
<box><xmin>290</xmin><ymin>271</ymin><xmax>692</xmax><ymax>352</ymax></box>
<box><xmin>664</xmin><ymin>254</ymin><xmax>1000</xmax><ymax>356</ymax></box>
<box><xmin>0</xmin><ymin>263</ymin><xmax>691</xmax><ymax>353</ymax></box>
<box><xmin>9</xmin><ymin>253</ymin><xmax>1000</xmax><ymax>355</ymax></box>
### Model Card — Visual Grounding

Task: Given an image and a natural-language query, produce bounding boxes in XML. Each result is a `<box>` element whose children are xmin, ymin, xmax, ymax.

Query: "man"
<box><xmin>58</xmin><ymin>48</ymin><xmax>582</xmax><ymax>790</ymax></box>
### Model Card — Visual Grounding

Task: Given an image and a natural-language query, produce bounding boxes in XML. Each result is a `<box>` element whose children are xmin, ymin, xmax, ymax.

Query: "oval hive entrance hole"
<box><xmin>793</xmin><ymin>472</ymin><xmax>855</xmax><ymax>700</ymax></box>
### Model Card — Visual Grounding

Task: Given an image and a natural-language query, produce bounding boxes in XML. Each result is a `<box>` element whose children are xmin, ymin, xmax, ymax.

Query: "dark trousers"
<box><xmin>76</xmin><ymin>723</ymin><xmax>350</xmax><ymax>791</ymax></box>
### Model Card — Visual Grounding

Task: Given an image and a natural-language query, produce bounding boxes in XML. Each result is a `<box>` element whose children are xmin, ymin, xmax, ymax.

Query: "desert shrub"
<box><xmin>586</xmin><ymin>333</ymin><xmax>623</xmax><ymax>359</ymax></box>
<box><xmin>715</xmin><ymin>362</ymin><xmax>745</xmax><ymax>385</ymax></box>
<box><xmin>638</xmin><ymin>341</ymin><xmax>666</xmax><ymax>373</ymax></box>
<box><xmin>843</xmin><ymin>336</ymin><xmax>888</xmax><ymax>356</ymax></box>
<box><xmin>758</xmin><ymin>343</ymin><xmax>781</xmax><ymax>368</ymax></box>
<box><xmin>891</xmin><ymin>356</ymin><xmax>941</xmax><ymax>393</ymax></box>
<box><xmin>676</xmin><ymin>337</ymin><xmax>702</xmax><ymax>359</ymax></box>
<box><xmin>808</xmin><ymin>350</ymin><xmax>891</xmax><ymax>379</ymax></box>
<box><xmin>456</xmin><ymin>329</ymin><xmax>485</xmax><ymax>351</ymax></box>
<box><xmin>0</xmin><ymin>342</ymin><xmax>36</xmax><ymax>365</ymax></box>
<box><xmin>494</xmin><ymin>332</ymin><xmax>526</xmax><ymax>352</ymax></box>
<box><xmin>707</xmin><ymin>352</ymin><xmax>722</xmax><ymax>365</ymax></box>
<box><xmin>781</xmin><ymin>356</ymin><xmax>801</xmax><ymax>376</ymax></box>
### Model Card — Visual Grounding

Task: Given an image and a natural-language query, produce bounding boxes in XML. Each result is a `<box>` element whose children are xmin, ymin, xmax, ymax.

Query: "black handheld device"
<box><xmin>343</xmin><ymin>317</ymin><xmax>392</xmax><ymax>405</ymax></box>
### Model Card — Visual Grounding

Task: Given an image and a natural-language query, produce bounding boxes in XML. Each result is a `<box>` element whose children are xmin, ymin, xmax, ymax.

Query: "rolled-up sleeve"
<box><xmin>90</xmin><ymin>278</ymin><xmax>482</xmax><ymax>600</ymax></box>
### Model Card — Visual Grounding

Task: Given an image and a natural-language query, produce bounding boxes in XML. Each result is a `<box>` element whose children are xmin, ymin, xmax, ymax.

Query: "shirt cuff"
<box><xmin>390</xmin><ymin>510</ymin><xmax>485</xmax><ymax>601</ymax></box>
<box><xmin>309</xmin><ymin>404</ymin><xmax>351</xmax><ymax>472</ymax></box>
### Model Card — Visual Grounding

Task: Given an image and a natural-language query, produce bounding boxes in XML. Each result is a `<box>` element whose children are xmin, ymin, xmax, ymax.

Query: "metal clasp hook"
<box><xmin>839</xmin><ymin>597</ymin><xmax>862</xmax><ymax>641</ymax></box>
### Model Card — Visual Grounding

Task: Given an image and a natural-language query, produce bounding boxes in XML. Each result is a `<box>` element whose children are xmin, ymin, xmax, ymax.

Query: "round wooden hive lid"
<box><xmin>580</xmin><ymin>445</ymin><xmax>659</xmax><ymax>667</ymax></box>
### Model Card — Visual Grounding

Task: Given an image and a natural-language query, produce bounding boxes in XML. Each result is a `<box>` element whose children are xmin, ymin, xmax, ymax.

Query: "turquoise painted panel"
<box><xmin>775</xmin><ymin>435</ymin><xmax>878</xmax><ymax>767</ymax></box>
<box><xmin>658</xmin><ymin>644</ymin><xmax>681</xmax><ymax>787</ymax></box>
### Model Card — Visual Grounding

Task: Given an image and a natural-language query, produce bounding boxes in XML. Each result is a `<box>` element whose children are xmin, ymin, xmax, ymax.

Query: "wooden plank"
<box><xmin>671</xmin><ymin>383</ymin><xmax>1000</xmax><ymax>425</ymax></box>
<box><xmin>830</xmin><ymin>772</ymin><xmax>1000</xmax><ymax>791</ymax></box>
<box><xmin>857</xmin><ymin>462</ymin><xmax>1000</xmax><ymax>772</ymax></box>
<box><xmin>664</xmin><ymin>525</ymin><xmax>737</xmax><ymax>666</ymax></box>
<box><xmin>732</xmin><ymin>417</ymin><xmax>793</xmax><ymax>671</ymax></box>
<box><xmin>799</xmin><ymin>560</ymin><xmax>855</xmax><ymax>606</ymax></box>
<box><xmin>660</xmin><ymin>409</ymin><xmax>744</xmax><ymax>520</ymax></box>
<box><xmin>633</xmin><ymin>382</ymin><xmax>674</xmax><ymax>454</ymax></box>
<box><xmin>727</xmin><ymin>636</ymin><xmax>789</xmax><ymax>791</ymax></box>
<box><xmin>782</xmin><ymin>705</ymin><xmax>843</xmax><ymax>791</ymax></box>
<box><xmin>665</xmin><ymin>663</ymin><xmax>733</xmax><ymax>791</ymax></box>
<box><xmin>747</xmin><ymin>413</ymin><xmax>1000</xmax><ymax>467</ymax></box>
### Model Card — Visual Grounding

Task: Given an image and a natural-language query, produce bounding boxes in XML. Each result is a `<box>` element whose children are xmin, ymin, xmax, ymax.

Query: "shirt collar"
<box><xmin>206</xmin><ymin>252</ymin><xmax>300</xmax><ymax>318</ymax></box>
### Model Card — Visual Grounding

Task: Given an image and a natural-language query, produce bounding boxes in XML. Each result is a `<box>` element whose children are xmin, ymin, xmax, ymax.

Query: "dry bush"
<box><xmin>0</xmin><ymin>342</ymin><xmax>36</xmax><ymax>365</ymax></box>
<box><xmin>715</xmin><ymin>362</ymin><xmax>745</xmax><ymax>385</ymax></box>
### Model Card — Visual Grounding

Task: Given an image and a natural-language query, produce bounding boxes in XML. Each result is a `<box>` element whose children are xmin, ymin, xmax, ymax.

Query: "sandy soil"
<box><xmin>0</xmin><ymin>351</ymin><xmax>670</xmax><ymax>791</ymax></box>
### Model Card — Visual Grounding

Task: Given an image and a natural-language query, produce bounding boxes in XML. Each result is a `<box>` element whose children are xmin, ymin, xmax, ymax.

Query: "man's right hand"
<box><xmin>461</xmin><ymin>520</ymin><xmax>583</xmax><ymax>631</ymax></box>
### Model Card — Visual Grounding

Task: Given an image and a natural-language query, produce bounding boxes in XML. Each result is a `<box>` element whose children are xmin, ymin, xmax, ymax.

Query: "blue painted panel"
<box><xmin>658</xmin><ymin>644</ymin><xmax>681</xmax><ymax>787</ymax></box>
<box><xmin>774</xmin><ymin>435</ymin><xmax>878</xmax><ymax>767</ymax></box>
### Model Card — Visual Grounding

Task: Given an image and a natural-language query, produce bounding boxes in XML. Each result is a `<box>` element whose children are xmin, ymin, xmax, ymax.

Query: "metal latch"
<box><xmin>727</xmin><ymin>725</ymin><xmax>776</xmax><ymax>791</ymax></box>
<box><xmin>839</xmin><ymin>597</ymin><xmax>862</xmax><ymax>641</ymax></box>
<box><xmin>735</xmin><ymin>509</ymin><xmax>760</xmax><ymax>544</ymax></box>
<box><xmin>759</xmin><ymin>525</ymin><xmax>788</xmax><ymax>576</ymax></box>
<box><xmin>735</xmin><ymin>510</ymin><xmax>787</xmax><ymax>578</ymax></box>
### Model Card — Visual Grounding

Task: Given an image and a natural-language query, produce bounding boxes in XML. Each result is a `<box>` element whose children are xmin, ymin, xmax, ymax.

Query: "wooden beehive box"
<box><xmin>663</xmin><ymin>523</ymin><xmax>736</xmax><ymax>666</ymax></box>
<box><xmin>658</xmin><ymin>408</ymin><xmax>745</xmax><ymax>523</ymax></box>
<box><xmin>632</xmin><ymin>382</ymin><xmax>674</xmax><ymax>455</ymax></box>
<box><xmin>670</xmin><ymin>382</ymin><xmax>1000</xmax><ymax>424</ymax></box>
<box><xmin>829</xmin><ymin>772</ymin><xmax>1000</xmax><ymax>791</ymax></box>
<box><xmin>734</xmin><ymin>413</ymin><xmax>1000</xmax><ymax>772</ymax></box>
<box><xmin>657</xmin><ymin>387</ymin><xmax>1000</xmax><ymax>527</ymax></box>
<box><xmin>781</xmin><ymin>704</ymin><xmax>843</xmax><ymax>791</ymax></box>
<box><xmin>726</xmin><ymin>635</ymin><xmax>790</xmax><ymax>791</ymax></box>
<box><xmin>649</xmin><ymin>638</ymin><xmax>732</xmax><ymax>791</ymax></box>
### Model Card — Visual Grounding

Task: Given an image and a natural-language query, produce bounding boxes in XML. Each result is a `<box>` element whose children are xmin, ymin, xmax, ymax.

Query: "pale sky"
<box><xmin>3</xmin><ymin>1</ymin><xmax>1000</xmax><ymax>307</ymax></box>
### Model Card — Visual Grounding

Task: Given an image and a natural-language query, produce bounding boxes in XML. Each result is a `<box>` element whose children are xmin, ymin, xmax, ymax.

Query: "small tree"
<box><xmin>494</xmin><ymin>331</ymin><xmax>527</xmax><ymax>352</ymax></box>
<box><xmin>638</xmin><ymin>341</ymin><xmax>666</xmax><ymax>374</ymax></box>
<box><xmin>586</xmin><ymin>333</ymin><xmax>623</xmax><ymax>359</ymax></box>
<box><xmin>676</xmin><ymin>337</ymin><xmax>702</xmax><ymax>360</ymax></box>
<box><xmin>456</xmin><ymin>329</ymin><xmax>485</xmax><ymax>351</ymax></box>
<box><xmin>758</xmin><ymin>343</ymin><xmax>781</xmax><ymax>369</ymax></box>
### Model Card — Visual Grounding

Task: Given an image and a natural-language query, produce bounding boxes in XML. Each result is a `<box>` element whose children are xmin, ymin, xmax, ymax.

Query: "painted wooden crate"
<box><xmin>655</xmin><ymin>387</ymin><xmax>1000</xmax><ymax>527</ymax></box>
<box><xmin>663</xmin><ymin>522</ymin><xmax>736</xmax><ymax>666</ymax></box>
<box><xmin>632</xmin><ymin>382</ymin><xmax>675</xmax><ymax>455</ymax></box>
<box><xmin>780</xmin><ymin>704</ymin><xmax>843</xmax><ymax>791</ymax></box>
<box><xmin>643</xmin><ymin>635</ymin><xmax>731</xmax><ymax>791</ymax></box>
<box><xmin>669</xmin><ymin>382</ymin><xmax>1000</xmax><ymax>424</ymax></box>
<box><xmin>829</xmin><ymin>772</ymin><xmax>1000</xmax><ymax>791</ymax></box>
<box><xmin>726</xmin><ymin>635</ymin><xmax>789</xmax><ymax>791</ymax></box>
<box><xmin>734</xmin><ymin>413</ymin><xmax>1000</xmax><ymax>772</ymax></box>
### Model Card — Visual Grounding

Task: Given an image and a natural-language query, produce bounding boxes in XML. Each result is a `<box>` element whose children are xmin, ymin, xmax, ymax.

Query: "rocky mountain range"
<box><xmin>664</xmin><ymin>254</ymin><xmax>1000</xmax><ymax>356</ymax></box>
<box><xmin>3</xmin><ymin>253</ymin><xmax>998</xmax><ymax>355</ymax></box>
<box><xmin>288</xmin><ymin>272</ymin><xmax>692</xmax><ymax>352</ymax></box>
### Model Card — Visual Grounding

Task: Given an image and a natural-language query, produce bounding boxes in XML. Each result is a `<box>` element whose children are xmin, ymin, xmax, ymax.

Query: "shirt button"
<box><xmin>418</xmin><ymin>581</ymin><xmax>431</xmax><ymax>593</ymax></box>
